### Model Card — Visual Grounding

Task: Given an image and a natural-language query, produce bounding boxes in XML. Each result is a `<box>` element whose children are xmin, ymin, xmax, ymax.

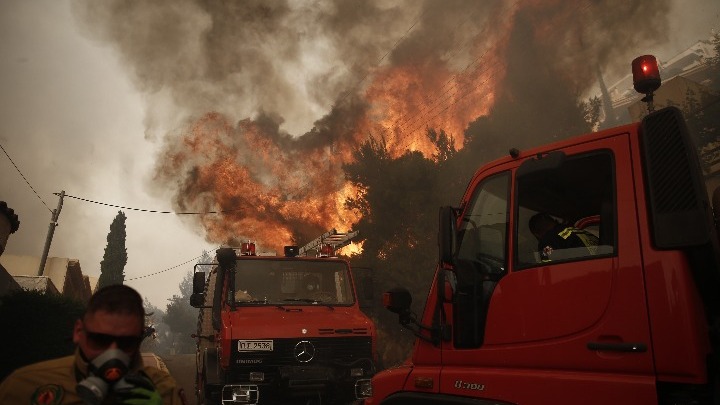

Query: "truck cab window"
<box><xmin>453</xmin><ymin>172</ymin><xmax>509</xmax><ymax>348</ymax></box>
<box><xmin>515</xmin><ymin>151</ymin><xmax>616</xmax><ymax>268</ymax></box>
<box><xmin>456</xmin><ymin>172</ymin><xmax>510</xmax><ymax>273</ymax></box>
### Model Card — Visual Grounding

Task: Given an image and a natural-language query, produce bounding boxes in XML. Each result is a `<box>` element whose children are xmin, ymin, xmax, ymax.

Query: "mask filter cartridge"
<box><xmin>76</xmin><ymin>349</ymin><xmax>131</xmax><ymax>405</ymax></box>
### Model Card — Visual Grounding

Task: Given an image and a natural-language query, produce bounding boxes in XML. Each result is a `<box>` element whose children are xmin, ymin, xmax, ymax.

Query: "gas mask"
<box><xmin>76</xmin><ymin>348</ymin><xmax>132</xmax><ymax>404</ymax></box>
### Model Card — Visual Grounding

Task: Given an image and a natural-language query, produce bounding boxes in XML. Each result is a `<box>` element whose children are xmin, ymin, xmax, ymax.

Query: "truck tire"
<box><xmin>199</xmin><ymin>372</ymin><xmax>220</xmax><ymax>405</ymax></box>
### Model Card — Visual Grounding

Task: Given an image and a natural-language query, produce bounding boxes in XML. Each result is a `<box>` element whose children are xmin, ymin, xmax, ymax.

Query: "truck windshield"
<box><xmin>233</xmin><ymin>259</ymin><xmax>355</xmax><ymax>306</ymax></box>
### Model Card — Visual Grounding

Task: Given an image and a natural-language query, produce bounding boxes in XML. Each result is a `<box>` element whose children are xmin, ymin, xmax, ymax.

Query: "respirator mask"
<box><xmin>76</xmin><ymin>348</ymin><xmax>152</xmax><ymax>405</ymax></box>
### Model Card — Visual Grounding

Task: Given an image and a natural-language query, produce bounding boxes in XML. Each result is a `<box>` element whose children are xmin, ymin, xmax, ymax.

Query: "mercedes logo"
<box><xmin>294</xmin><ymin>340</ymin><xmax>315</xmax><ymax>363</ymax></box>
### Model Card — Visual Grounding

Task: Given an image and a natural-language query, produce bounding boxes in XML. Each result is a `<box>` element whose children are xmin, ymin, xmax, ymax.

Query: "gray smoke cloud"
<box><xmin>72</xmin><ymin>0</ymin><xmax>423</xmax><ymax>138</ymax></box>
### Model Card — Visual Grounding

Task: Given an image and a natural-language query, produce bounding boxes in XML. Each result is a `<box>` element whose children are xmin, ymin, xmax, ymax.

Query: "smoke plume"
<box><xmin>72</xmin><ymin>0</ymin><xmax>671</xmax><ymax>252</ymax></box>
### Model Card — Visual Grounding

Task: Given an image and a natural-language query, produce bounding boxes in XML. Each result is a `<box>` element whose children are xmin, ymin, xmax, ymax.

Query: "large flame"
<box><xmin>157</xmin><ymin>112</ymin><xmax>365</xmax><ymax>253</ymax></box>
<box><xmin>155</xmin><ymin>7</ymin><xmax>518</xmax><ymax>253</ymax></box>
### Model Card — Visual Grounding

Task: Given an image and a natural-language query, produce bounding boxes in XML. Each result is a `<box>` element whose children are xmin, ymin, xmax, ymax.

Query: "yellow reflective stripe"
<box><xmin>576</xmin><ymin>233</ymin><xmax>598</xmax><ymax>254</ymax></box>
<box><xmin>558</xmin><ymin>227</ymin><xmax>573</xmax><ymax>239</ymax></box>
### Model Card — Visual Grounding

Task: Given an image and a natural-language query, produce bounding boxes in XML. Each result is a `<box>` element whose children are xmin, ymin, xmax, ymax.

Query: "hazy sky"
<box><xmin>0</xmin><ymin>0</ymin><xmax>215</xmax><ymax>308</ymax></box>
<box><xmin>1</xmin><ymin>0</ymin><xmax>718</xmax><ymax>309</ymax></box>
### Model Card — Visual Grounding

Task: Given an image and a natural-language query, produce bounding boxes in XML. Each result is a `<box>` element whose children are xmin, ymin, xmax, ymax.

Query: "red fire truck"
<box><xmin>367</xmin><ymin>56</ymin><xmax>720</xmax><ymax>404</ymax></box>
<box><xmin>191</xmin><ymin>229</ymin><xmax>376</xmax><ymax>405</ymax></box>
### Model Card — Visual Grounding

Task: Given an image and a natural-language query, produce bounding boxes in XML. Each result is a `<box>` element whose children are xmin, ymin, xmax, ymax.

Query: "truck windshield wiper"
<box><xmin>283</xmin><ymin>298</ymin><xmax>335</xmax><ymax>309</ymax></box>
<box><xmin>237</xmin><ymin>299</ymin><xmax>268</xmax><ymax>304</ymax></box>
<box><xmin>283</xmin><ymin>298</ymin><xmax>317</xmax><ymax>303</ymax></box>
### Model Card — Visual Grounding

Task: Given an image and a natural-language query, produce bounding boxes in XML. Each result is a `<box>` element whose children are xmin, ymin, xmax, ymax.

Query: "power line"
<box><xmin>391</xmin><ymin>5</ymin><xmax>495</xmax><ymax>133</ymax></box>
<box><xmin>125</xmin><ymin>246</ymin><xmax>222</xmax><ymax>281</ymax></box>
<box><xmin>125</xmin><ymin>253</ymin><xmax>205</xmax><ymax>281</ymax></box>
<box><xmin>61</xmin><ymin>193</ymin><xmax>241</xmax><ymax>215</ymax></box>
<box><xmin>393</xmin><ymin>62</ymin><xmax>501</xmax><ymax>152</ymax></box>
<box><xmin>390</xmin><ymin>0</ymin><xmax>595</xmax><ymax>149</ymax></box>
<box><xmin>0</xmin><ymin>142</ymin><xmax>52</xmax><ymax>213</ymax></box>
<box><xmin>336</xmin><ymin>6</ymin><xmax>429</xmax><ymax>107</ymax></box>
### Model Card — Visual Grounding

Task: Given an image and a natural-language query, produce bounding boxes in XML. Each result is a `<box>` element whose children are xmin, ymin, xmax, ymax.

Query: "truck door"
<box><xmin>441</xmin><ymin>135</ymin><xmax>657</xmax><ymax>404</ymax></box>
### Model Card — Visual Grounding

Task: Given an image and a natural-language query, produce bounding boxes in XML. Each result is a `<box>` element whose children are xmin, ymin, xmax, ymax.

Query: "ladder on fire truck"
<box><xmin>298</xmin><ymin>229</ymin><xmax>359</xmax><ymax>257</ymax></box>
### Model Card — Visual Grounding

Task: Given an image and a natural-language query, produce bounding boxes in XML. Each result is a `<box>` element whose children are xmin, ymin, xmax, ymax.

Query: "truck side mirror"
<box><xmin>193</xmin><ymin>271</ymin><xmax>206</xmax><ymax>295</ymax></box>
<box><xmin>190</xmin><ymin>293</ymin><xmax>206</xmax><ymax>308</ymax></box>
<box><xmin>190</xmin><ymin>271</ymin><xmax>208</xmax><ymax>308</ymax></box>
<box><xmin>438</xmin><ymin>206</ymin><xmax>458</xmax><ymax>267</ymax></box>
<box><xmin>383</xmin><ymin>287</ymin><xmax>412</xmax><ymax>315</ymax></box>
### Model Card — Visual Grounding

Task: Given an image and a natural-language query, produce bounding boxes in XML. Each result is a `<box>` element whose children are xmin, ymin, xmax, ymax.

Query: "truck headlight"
<box><xmin>355</xmin><ymin>379</ymin><xmax>372</xmax><ymax>399</ymax></box>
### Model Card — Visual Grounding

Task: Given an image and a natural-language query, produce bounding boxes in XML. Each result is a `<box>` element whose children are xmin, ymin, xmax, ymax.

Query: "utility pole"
<box><xmin>38</xmin><ymin>190</ymin><xmax>64</xmax><ymax>276</ymax></box>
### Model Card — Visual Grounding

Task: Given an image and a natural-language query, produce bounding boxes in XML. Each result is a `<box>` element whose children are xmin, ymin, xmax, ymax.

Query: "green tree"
<box><xmin>581</xmin><ymin>96</ymin><xmax>603</xmax><ymax>131</ymax></box>
<box><xmin>344</xmin><ymin>132</ymin><xmax>453</xmax><ymax>367</ymax></box>
<box><xmin>706</xmin><ymin>31</ymin><xmax>720</xmax><ymax>88</ymax></box>
<box><xmin>427</xmin><ymin>128</ymin><xmax>456</xmax><ymax>164</ymax></box>
<box><xmin>163</xmin><ymin>253</ymin><xmax>211</xmax><ymax>354</ymax></box>
<box><xmin>680</xmin><ymin>87</ymin><xmax>720</xmax><ymax>175</ymax></box>
<box><xmin>0</xmin><ymin>290</ymin><xmax>85</xmax><ymax>381</ymax></box>
<box><xmin>140</xmin><ymin>298</ymin><xmax>170</xmax><ymax>354</ymax></box>
<box><xmin>97</xmin><ymin>211</ymin><xmax>128</xmax><ymax>288</ymax></box>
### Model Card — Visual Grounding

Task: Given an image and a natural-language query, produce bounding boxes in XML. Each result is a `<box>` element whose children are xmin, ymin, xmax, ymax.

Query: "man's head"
<box><xmin>303</xmin><ymin>275</ymin><xmax>321</xmax><ymax>292</ymax></box>
<box><xmin>529</xmin><ymin>213</ymin><xmax>559</xmax><ymax>241</ymax></box>
<box><xmin>73</xmin><ymin>285</ymin><xmax>146</xmax><ymax>361</ymax></box>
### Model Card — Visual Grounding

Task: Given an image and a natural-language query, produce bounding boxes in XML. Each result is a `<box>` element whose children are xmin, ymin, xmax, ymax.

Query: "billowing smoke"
<box><xmin>72</xmin><ymin>0</ymin><xmax>671</xmax><ymax>252</ymax></box>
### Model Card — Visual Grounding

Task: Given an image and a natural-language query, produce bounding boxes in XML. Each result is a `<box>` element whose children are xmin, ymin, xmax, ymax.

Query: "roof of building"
<box><xmin>0</xmin><ymin>254</ymin><xmax>91</xmax><ymax>302</ymax></box>
<box><xmin>13</xmin><ymin>275</ymin><xmax>60</xmax><ymax>295</ymax></box>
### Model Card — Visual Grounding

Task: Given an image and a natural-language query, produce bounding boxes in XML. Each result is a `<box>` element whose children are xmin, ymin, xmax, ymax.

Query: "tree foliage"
<box><xmin>0</xmin><ymin>290</ymin><xmax>85</xmax><ymax>381</ymax></box>
<box><xmin>97</xmin><ymin>211</ymin><xmax>128</xmax><ymax>288</ymax></box>
<box><xmin>344</xmin><ymin>129</ymin><xmax>468</xmax><ymax>367</ymax></box>
<box><xmin>140</xmin><ymin>298</ymin><xmax>171</xmax><ymax>354</ymax></box>
<box><xmin>163</xmin><ymin>252</ymin><xmax>212</xmax><ymax>354</ymax></box>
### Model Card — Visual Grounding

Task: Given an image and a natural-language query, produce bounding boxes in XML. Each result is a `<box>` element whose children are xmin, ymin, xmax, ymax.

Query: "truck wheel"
<box><xmin>201</xmin><ymin>369</ymin><xmax>221</xmax><ymax>405</ymax></box>
<box><xmin>196</xmin><ymin>373</ymin><xmax>219</xmax><ymax>405</ymax></box>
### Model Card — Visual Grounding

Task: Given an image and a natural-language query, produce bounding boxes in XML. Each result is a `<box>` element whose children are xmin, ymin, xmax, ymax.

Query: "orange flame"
<box><xmin>157</xmin><ymin>4</ymin><xmax>520</xmax><ymax>252</ymax></box>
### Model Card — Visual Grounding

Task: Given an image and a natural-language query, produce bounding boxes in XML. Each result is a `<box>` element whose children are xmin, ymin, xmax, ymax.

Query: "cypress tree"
<box><xmin>97</xmin><ymin>210</ymin><xmax>128</xmax><ymax>288</ymax></box>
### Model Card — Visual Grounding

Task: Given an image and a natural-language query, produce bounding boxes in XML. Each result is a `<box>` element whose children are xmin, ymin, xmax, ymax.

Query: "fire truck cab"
<box><xmin>367</xmin><ymin>57</ymin><xmax>720</xmax><ymax>404</ymax></box>
<box><xmin>191</xmin><ymin>230</ymin><xmax>376</xmax><ymax>405</ymax></box>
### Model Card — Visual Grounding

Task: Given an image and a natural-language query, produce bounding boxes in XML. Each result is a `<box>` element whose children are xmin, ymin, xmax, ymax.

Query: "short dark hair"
<box><xmin>85</xmin><ymin>284</ymin><xmax>145</xmax><ymax>325</ymax></box>
<box><xmin>528</xmin><ymin>212</ymin><xmax>557</xmax><ymax>234</ymax></box>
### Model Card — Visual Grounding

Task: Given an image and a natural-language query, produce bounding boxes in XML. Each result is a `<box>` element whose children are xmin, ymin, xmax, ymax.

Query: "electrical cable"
<box><xmin>0</xmin><ymin>142</ymin><xmax>52</xmax><ymax>213</ymax></box>
<box><xmin>390</xmin><ymin>0</ymin><xmax>596</xmax><ymax>149</ymax></box>
<box><xmin>60</xmin><ymin>193</ymin><xmax>240</xmax><ymax>215</ymax></box>
<box><xmin>125</xmin><ymin>252</ymin><xmax>212</xmax><ymax>281</ymax></box>
<box><xmin>335</xmin><ymin>6</ymin><xmax>429</xmax><ymax>107</ymax></box>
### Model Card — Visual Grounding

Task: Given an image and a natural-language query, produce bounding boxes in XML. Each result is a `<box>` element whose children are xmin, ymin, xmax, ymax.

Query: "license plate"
<box><xmin>237</xmin><ymin>340</ymin><xmax>273</xmax><ymax>352</ymax></box>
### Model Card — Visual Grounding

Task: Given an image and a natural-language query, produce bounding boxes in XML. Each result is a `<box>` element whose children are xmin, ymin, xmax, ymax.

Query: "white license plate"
<box><xmin>237</xmin><ymin>340</ymin><xmax>273</xmax><ymax>352</ymax></box>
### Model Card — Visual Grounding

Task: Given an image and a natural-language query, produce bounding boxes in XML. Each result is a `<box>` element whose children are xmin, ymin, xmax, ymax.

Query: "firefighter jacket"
<box><xmin>0</xmin><ymin>348</ymin><xmax>183</xmax><ymax>405</ymax></box>
<box><xmin>537</xmin><ymin>224</ymin><xmax>599</xmax><ymax>262</ymax></box>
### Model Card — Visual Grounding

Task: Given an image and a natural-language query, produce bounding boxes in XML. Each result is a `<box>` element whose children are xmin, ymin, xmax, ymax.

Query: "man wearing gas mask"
<box><xmin>0</xmin><ymin>284</ymin><xmax>183</xmax><ymax>404</ymax></box>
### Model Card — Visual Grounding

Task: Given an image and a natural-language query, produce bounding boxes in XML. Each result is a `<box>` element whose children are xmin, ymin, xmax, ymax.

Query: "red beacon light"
<box><xmin>319</xmin><ymin>244</ymin><xmax>334</xmax><ymax>258</ymax></box>
<box><xmin>240</xmin><ymin>241</ymin><xmax>256</xmax><ymax>256</ymax></box>
<box><xmin>631</xmin><ymin>55</ymin><xmax>661</xmax><ymax>95</ymax></box>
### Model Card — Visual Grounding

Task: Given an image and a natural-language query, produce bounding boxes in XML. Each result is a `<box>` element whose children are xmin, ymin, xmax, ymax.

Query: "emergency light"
<box><xmin>240</xmin><ymin>241</ymin><xmax>256</xmax><ymax>256</ymax></box>
<box><xmin>631</xmin><ymin>55</ymin><xmax>661</xmax><ymax>94</ymax></box>
<box><xmin>319</xmin><ymin>244</ymin><xmax>334</xmax><ymax>258</ymax></box>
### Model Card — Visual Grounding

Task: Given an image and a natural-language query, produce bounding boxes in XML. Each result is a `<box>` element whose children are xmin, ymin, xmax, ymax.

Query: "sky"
<box><xmin>1</xmin><ymin>0</ymin><xmax>718</xmax><ymax>309</ymax></box>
